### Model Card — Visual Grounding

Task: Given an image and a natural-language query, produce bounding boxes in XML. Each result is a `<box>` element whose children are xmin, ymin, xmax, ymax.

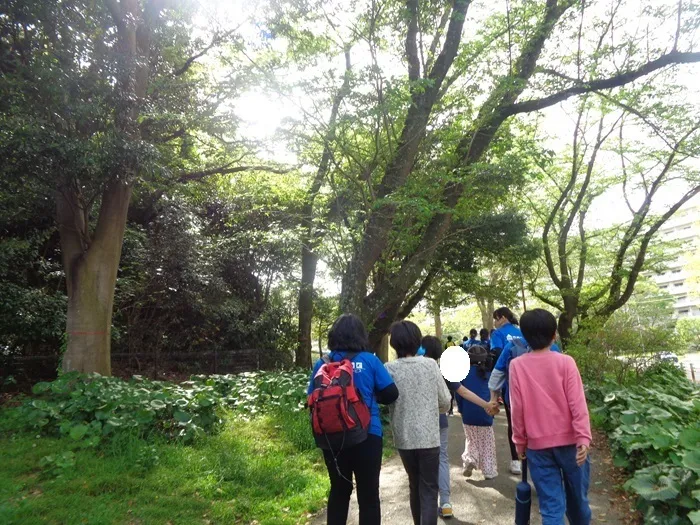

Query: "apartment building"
<box><xmin>653</xmin><ymin>200</ymin><xmax>700</xmax><ymax>318</ymax></box>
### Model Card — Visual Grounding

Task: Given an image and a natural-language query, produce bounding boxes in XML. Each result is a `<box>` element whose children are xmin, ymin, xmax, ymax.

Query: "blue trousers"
<box><xmin>526</xmin><ymin>445</ymin><xmax>591</xmax><ymax>525</ymax></box>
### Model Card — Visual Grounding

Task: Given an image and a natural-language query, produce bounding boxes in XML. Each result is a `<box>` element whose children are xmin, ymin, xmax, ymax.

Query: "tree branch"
<box><xmin>179</xmin><ymin>164</ymin><xmax>290</xmax><ymax>182</ymax></box>
<box><xmin>530</xmin><ymin>288</ymin><xmax>564</xmax><ymax>311</ymax></box>
<box><xmin>505</xmin><ymin>51</ymin><xmax>700</xmax><ymax>117</ymax></box>
<box><xmin>397</xmin><ymin>266</ymin><xmax>439</xmax><ymax>320</ymax></box>
<box><xmin>600</xmin><ymin>183</ymin><xmax>700</xmax><ymax>315</ymax></box>
<box><xmin>405</xmin><ymin>0</ymin><xmax>420</xmax><ymax>82</ymax></box>
<box><xmin>172</xmin><ymin>30</ymin><xmax>234</xmax><ymax>77</ymax></box>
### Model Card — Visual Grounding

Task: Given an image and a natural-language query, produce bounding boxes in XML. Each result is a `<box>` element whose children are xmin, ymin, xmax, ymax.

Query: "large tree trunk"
<box><xmin>434</xmin><ymin>306</ymin><xmax>443</xmax><ymax>339</ymax></box>
<box><xmin>59</xmin><ymin>181</ymin><xmax>132</xmax><ymax>374</ymax></box>
<box><xmin>296</xmin><ymin>49</ymin><xmax>352</xmax><ymax>368</ymax></box>
<box><xmin>558</xmin><ymin>295</ymin><xmax>579</xmax><ymax>348</ymax></box>
<box><xmin>58</xmin><ymin>0</ymin><xmax>152</xmax><ymax>375</ymax></box>
<box><xmin>477</xmin><ymin>297</ymin><xmax>493</xmax><ymax>330</ymax></box>
<box><xmin>376</xmin><ymin>333</ymin><xmax>389</xmax><ymax>363</ymax></box>
<box><xmin>296</xmin><ymin>245</ymin><xmax>317</xmax><ymax>368</ymax></box>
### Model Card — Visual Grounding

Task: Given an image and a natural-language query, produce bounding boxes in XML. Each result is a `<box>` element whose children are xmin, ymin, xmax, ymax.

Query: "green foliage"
<box><xmin>676</xmin><ymin>318</ymin><xmax>700</xmax><ymax>355</ymax></box>
<box><xmin>5</xmin><ymin>369</ymin><xmax>311</xmax><ymax>453</ymax></box>
<box><xmin>7</xmin><ymin>372</ymin><xmax>224</xmax><ymax>447</ymax></box>
<box><xmin>567</xmin><ymin>299</ymin><xmax>677</xmax><ymax>384</ymax></box>
<box><xmin>188</xmin><ymin>369</ymin><xmax>309</xmax><ymax>417</ymax></box>
<box><xmin>586</xmin><ymin>364</ymin><xmax>700</xmax><ymax>522</ymax></box>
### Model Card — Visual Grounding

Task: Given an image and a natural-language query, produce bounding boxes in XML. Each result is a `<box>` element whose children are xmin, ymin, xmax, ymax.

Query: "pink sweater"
<box><xmin>509</xmin><ymin>350</ymin><xmax>591</xmax><ymax>454</ymax></box>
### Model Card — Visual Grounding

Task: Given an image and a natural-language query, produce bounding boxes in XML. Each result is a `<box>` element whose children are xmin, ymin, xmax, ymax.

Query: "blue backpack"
<box><xmin>504</xmin><ymin>336</ymin><xmax>531</xmax><ymax>379</ymax></box>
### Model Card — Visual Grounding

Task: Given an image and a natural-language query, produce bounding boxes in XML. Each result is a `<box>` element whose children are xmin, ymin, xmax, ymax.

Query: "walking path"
<box><xmin>311</xmin><ymin>413</ymin><xmax>625</xmax><ymax>524</ymax></box>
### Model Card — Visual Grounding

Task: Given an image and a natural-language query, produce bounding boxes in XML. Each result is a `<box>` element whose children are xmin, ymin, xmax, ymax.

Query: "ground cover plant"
<box><xmin>586</xmin><ymin>363</ymin><xmax>700</xmax><ymax>524</ymax></box>
<box><xmin>0</xmin><ymin>369</ymin><xmax>331</xmax><ymax>525</ymax></box>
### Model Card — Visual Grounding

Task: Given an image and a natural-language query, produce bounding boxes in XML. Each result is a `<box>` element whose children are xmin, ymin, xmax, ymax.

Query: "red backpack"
<box><xmin>308</xmin><ymin>353</ymin><xmax>371</xmax><ymax>451</ymax></box>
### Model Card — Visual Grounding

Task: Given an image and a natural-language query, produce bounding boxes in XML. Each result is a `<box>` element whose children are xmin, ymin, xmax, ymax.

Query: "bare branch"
<box><xmin>600</xmin><ymin>183</ymin><xmax>700</xmax><ymax>315</ymax></box>
<box><xmin>505</xmin><ymin>51</ymin><xmax>700</xmax><ymax>117</ymax></box>
<box><xmin>673</xmin><ymin>0</ymin><xmax>683</xmax><ymax>52</ymax></box>
<box><xmin>425</xmin><ymin>5</ymin><xmax>451</xmax><ymax>73</ymax></box>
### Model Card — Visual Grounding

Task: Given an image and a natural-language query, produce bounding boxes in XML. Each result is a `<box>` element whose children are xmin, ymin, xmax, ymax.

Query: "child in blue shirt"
<box><xmin>452</xmin><ymin>345</ymin><xmax>498</xmax><ymax>480</ymax></box>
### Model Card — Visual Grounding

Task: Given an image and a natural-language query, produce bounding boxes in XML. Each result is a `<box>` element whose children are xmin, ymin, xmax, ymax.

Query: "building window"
<box><xmin>660</xmin><ymin>285</ymin><xmax>668</xmax><ymax>290</ymax></box>
<box><xmin>672</xmin><ymin>269</ymin><xmax>682</xmax><ymax>274</ymax></box>
<box><xmin>679</xmin><ymin>309</ymin><xmax>690</xmax><ymax>316</ymax></box>
<box><xmin>678</xmin><ymin>295</ymin><xmax>687</xmax><ymax>301</ymax></box>
<box><xmin>674</xmin><ymin>282</ymin><xmax>684</xmax><ymax>288</ymax></box>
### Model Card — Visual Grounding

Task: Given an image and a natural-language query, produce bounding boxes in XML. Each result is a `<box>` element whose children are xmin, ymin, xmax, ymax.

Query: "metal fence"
<box><xmin>1</xmin><ymin>348</ymin><xmax>295</xmax><ymax>386</ymax></box>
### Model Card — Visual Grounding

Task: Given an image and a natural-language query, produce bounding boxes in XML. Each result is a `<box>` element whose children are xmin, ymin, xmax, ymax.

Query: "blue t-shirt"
<box><xmin>494</xmin><ymin>341</ymin><xmax>561</xmax><ymax>404</ymax></box>
<box><xmin>451</xmin><ymin>365</ymin><xmax>493</xmax><ymax>427</ymax></box>
<box><xmin>463</xmin><ymin>337</ymin><xmax>479</xmax><ymax>349</ymax></box>
<box><xmin>307</xmin><ymin>350</ymin><xmax>395</xmax><ymax>437</ymax></box>
<box><xmin>490</xmin><ymin>322</ymin><xmax>522</xmax><ymax>351</ymax></box>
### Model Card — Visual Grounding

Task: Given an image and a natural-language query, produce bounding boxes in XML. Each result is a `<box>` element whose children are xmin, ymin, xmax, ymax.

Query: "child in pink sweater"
<box><xmin>509</xmin><ymin>309</ymin><xmax>592</xmax><ymax>525</ymax></box>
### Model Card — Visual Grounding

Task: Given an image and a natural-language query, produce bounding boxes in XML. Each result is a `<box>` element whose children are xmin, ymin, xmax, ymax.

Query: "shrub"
<box><xmin>3</xmin><ymin>372</ymin><xmax>224</xmax><ymax>446</ymax></box>
<box><xmin>2</xmin><ymin>369</ymin><xmax>312</xmax><ymax>447</ymax></box>
<box><xmin>586</xmin><ymin>366</ymin><xmax>699</xmax><ymax>523</ymax></box>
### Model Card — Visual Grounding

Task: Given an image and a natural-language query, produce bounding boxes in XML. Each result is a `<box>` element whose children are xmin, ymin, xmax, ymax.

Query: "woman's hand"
<box><xmin>576</xmin><ymin>445</ymin><xmax>589</xmax><ymax>466</ymax></box>
<box><xmin>484</xmin><ymin>401</ymin><xmax>500</xmax><ymax>416</ymax></box>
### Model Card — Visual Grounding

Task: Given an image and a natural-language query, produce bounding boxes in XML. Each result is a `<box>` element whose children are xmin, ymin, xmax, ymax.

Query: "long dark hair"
<box><xmin>493</xmin><ymin>306</ymin><xmax>519</xmax><ymax>326</ymax></box>
<box><xmin>327</xmin><ymin>314</ymin><xmax>369</xmax><ymax>353</ymax></box>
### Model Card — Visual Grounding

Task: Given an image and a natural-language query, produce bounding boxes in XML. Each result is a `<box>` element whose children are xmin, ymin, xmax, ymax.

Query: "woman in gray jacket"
<box><xmin>384</xmin><ymin>321</ymin><xmax>451</xmax><ymax>525</ymax></box>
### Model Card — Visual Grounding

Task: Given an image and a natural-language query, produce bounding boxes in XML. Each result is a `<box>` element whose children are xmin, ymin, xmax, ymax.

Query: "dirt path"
<box><xmin>311</xmin><ymin>413</ymin><xmax>625</xmax><ymax>524</ymax></box>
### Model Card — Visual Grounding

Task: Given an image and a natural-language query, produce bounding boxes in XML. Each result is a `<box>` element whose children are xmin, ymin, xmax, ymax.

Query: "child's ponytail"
<box><xmin>493</xmin><ymin>306</ymin><xmax>519</xmax><ymax>326</ymax></box>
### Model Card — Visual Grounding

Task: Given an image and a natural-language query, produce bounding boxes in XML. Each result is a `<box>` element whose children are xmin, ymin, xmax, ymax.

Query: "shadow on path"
<box><xmin>310</xmin><ymin>411</ymin><xmax>624</xmax><ymax>525</ymax></box>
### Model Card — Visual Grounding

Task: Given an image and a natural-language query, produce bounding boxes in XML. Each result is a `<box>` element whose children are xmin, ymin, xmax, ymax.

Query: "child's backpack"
<box><xmin>308</xmin><ymin>353</ymin><xmax>371</xmax><ymax>451</ymax></box>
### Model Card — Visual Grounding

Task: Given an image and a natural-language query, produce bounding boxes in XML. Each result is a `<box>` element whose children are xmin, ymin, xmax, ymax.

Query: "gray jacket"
<box><xmin>384</xmin><ymin>357</ymin><xmax>451</xmax><ymax>449</ymax></box>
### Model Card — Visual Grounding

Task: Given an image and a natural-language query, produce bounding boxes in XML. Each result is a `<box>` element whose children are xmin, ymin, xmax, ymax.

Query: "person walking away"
<box><xmin>479</xmin><ymin>328</ymin><xmax>490</xmax><ymax>349</ymax></box>
<box><xmin>307</xmin><ymin>314</ymin><xmax>399</xmax><ymax>525</ymax></box>
<box><xmin>489</xmin><ymin>314</ymin><xmax>562</xmax><ymax>476</ymax></box>
<box><xmin>463</xmin><ymin>329</ymin><xmax>479</xmax><ymax>349</ymax></box>
<box><xmin>454</xmin><ymin>345</ymin><xmax>498</xmax><ymax>480</ymax></box>
<box><xmin>487</xmin><ymin>307</ymin><xmax>524</xmax><ymax>475</ymax></box>
<box><xmin>509</xmin><ymin>309</ymin><xmax>592</xmax><ymax>525</ymax></box>
<box><xmin>444</xmin><ymin>335</ymin><xmax>457</xmax><ymax>349</ymax></box>
<box><xmin>385</xmin><ymin>321</ymin><xmax>451</xmax><ymax>525</ymax></box>
<box><xmin>461</xmin><ymin>336</ymin><xmax>469</xmax><ymax>350</ymax></box>
<box><xmin>421</xmin><ymin>336</ymin><xmax>455</xmax><ymax>519</ymax></box>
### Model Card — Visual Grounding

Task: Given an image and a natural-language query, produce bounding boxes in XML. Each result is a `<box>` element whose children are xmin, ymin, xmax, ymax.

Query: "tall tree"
<box><xmin>531</xmin><ymin>97</ymin><xmax>700</xmax><ymax>343</ymax></box>
<box><xmin>0</xmin><ymin>0</ymin><xmax>276</xmax><ymax>373</ymax></box>
<box><xmin>336</xmin><ymin>0</ymin><xmax>700</xmax><ymax>350</ymax></box>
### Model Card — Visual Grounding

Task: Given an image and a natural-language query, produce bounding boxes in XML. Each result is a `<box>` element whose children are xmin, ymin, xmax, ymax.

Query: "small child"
<box><xmin>509</xmin><ymin>309</ymin><xmax>592</xmax><ymax>525</ymax></box>
<box><xmin>454</xmin><ymin>344</ymin><xmax>498</xmax><ymax>480</ymax></box>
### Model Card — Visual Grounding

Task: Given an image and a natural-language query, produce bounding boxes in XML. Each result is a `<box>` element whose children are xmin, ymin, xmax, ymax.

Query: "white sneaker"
<box><xmin>484</xmin><ymin>472</ymin><xmax>498</xmax><ymax>480</ymax></box>
<box><xmin>509</xmin><ymin>460</ymin><xmax>522</xmax><ymax>475</ymax></box>
<box><xmin>439</xmin><ymin>503</ymin><xmax>453</xmax><ymax>518</ymax></box>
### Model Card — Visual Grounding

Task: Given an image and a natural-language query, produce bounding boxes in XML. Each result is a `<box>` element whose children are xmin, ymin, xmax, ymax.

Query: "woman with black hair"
<box><xmin>487</xmin><ymin>307</ymin><xmax>525</xmax><ymax>475</ymax></box>
<box><xmin>307</xmin><ymin>314</ymin><xmax>399</xmax><ymax>525</ymax></box>
<box><xmin>490</xmin><ymin>307</ymin><xmax>521</xmax><ymax>362</ymax></box>
<box><xmin>385</xmin><ymin>321</ymin><xmax>451</xmax><ymax>525</ymax></box>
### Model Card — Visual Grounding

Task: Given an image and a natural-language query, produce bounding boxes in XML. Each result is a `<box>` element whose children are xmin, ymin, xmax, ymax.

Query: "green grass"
<box><xmin>0</xmin><ymin>409</ymin><xmax>330</xmax><ymax>525</ymax></box>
